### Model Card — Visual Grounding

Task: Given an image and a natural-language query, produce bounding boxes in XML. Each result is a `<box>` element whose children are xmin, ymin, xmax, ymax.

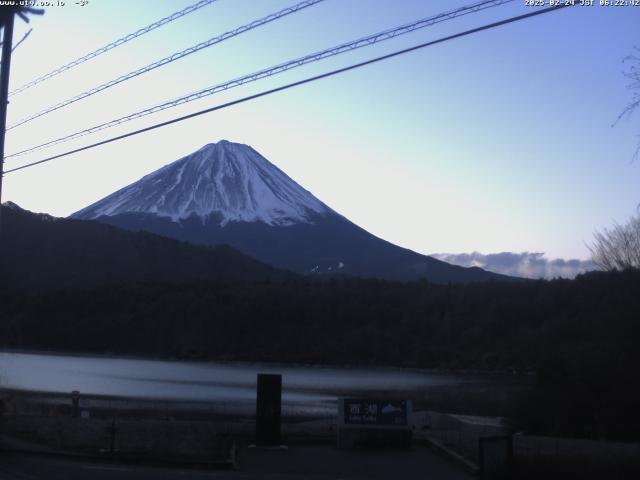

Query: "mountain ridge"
<box><xmin>0</xmin><ymin>202</ymin><xmax>287</xmax><ymax>290</ymax></box>
<box><xmin>71</xmin><ymin>140</ymin><xmax>516</xmax><ymax>283</ymax></box>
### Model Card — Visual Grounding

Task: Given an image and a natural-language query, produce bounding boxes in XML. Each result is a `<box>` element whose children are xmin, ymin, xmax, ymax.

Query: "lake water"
<box><xmin>0</xmin><ymin>352</ymin><xmax>524</xmax><ymax>417</ymax></box>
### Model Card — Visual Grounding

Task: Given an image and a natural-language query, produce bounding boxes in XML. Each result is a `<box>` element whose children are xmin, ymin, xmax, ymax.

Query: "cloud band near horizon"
<box><xmin>432</xmin><ymin>252</ymin><xmax>595</xmax><ymax>280</ymax></box>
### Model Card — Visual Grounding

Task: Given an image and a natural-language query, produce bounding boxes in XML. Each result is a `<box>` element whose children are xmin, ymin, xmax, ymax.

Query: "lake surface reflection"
<box><xmin>0</xmin><ymin>352</ymin><xmax>519</xmax><ymax>417</ymax></box>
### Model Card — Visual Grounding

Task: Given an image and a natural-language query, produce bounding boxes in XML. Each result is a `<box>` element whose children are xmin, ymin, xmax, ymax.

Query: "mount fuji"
<box><xmin>72</xmin><ymin>140</ymin><xmax>510</xmax><ymax>283</ymax></box>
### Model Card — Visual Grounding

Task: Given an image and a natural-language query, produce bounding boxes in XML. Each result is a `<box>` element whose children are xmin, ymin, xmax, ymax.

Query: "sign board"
<box><xmin>340</xmin><ymin>399</ymin><xmax>411</xmax><ymax>428</ymax></box>
<box><xmin>337</xmin><ymin>398</ymin><xmax>413</xmax><ymax>448</ymax></box>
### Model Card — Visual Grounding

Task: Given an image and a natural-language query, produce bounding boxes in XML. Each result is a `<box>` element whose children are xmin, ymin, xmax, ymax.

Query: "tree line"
<box><xmin>1</xmin><ymin>269</ymin><xmax>639</xmax><ymax>440</ymax></box>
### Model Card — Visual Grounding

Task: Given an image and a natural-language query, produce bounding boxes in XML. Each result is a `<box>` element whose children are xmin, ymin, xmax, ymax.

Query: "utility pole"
<box><xmin>0</xmin><ymin>12</ymin><xmax>15</xmax><ymax>236</ymax></box>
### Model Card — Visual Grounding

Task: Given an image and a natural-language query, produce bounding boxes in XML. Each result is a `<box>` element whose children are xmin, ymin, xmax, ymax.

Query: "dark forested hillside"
<box><xmin>0</xmin><ymin>203</ymin><xmax>287</xmax><ymax>289</ymax></box>
<box><xmin>1</xmin><ymin>270</ymin><xmax>637</xmax><ymax>370</ymax></box>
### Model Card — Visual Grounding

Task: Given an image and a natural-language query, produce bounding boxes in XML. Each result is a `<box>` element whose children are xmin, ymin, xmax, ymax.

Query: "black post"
<box><xmin>479</xmin><ymin>435</ymin><xmax>513</xmax><ymax>480</ymax></box>
<box><xmin>255</xmin><ymin>373</ymin><xmax>282</xmax><ymax>446</ymax></box>
<box><xmin>71</xmin><ymin>390</ymin><xmax>80</xmax><ymax>418</ymax></box>
<box><xmin>108</xmin><ymin>419</ymin><xmax>117</xmax><ymax>455</ymax></box>
<box><xmin>0</xmin><ymin>13</ymin><xmax>15</xmax><ymax>234</ymax></box>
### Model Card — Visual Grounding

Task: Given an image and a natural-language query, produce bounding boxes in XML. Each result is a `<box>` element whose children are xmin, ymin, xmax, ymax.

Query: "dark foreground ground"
<box><xmin>0</xmin><ymin>445</ymin><xmax>472</xmax><ymax>480</ymax></box>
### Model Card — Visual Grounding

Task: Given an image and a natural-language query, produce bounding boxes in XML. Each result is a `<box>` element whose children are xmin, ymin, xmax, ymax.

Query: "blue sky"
<box><xmin>2</xmin><ymin>0</ymin><xmax>639</xmax><ymax>261</ymax></box>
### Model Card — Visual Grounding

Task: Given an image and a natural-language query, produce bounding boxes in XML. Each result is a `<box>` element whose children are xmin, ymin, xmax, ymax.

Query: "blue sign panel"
<box><xmin>343</xmin><ymin>399</ymin><xmax>408</xmax><ymax>426</ymax></box>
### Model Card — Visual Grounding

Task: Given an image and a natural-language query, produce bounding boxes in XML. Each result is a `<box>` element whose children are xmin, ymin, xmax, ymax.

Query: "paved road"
<box><xmin>0</xmin><ymin>446</ymin><xmax>473</xmax><ymax>480</ymax></box>
<box><xmin>1</xmin><ymin>453</ymin><xmax>221</xmax><ymax>480</ymax></box>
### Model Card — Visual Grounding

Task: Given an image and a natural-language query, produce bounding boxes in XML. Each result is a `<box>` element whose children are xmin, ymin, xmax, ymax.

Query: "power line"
<box><xmin>6</xmin><ymin>0</ymin><xmax>515</xmax><ymax>158</ymax></box>
<box><xmin>7</xmin><ymin>0</ymin><xmax>325</xmax><ymax>131</ymax></box>
<box><xmin>11</xmin><ymin>28</ymin><xmax>32</xmax><ymax>52</ymax></box>
<box><xmin>0</xmin><ymin>28</ymin><xmax>32</xmax><ymax>52</ymax></box>
<box><xmin>4</xmin><ymin>3</ymin><xmax>574</xmax><ymax>176</ymax></box>
<box><xmin>8</xmin><ymin>0</ymin><xmax>219</xmax><ymax>97</ymax></box>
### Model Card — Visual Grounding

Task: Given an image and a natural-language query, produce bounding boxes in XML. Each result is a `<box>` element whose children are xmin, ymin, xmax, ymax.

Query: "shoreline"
<box><xmin>0</xmin><ymin>348</ymin><xmax>535</xmax><ymax>378</ymax></box>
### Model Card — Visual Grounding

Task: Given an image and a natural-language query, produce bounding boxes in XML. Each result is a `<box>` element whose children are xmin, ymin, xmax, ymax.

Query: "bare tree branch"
<box><xmin>615</xmin><ymin>46</ymin><xmax>640</xmax><ymax>160</ymax></box>
<box><xmin>589</xmin><ymin>211</ymin><xmax>640</xmax><ymax>271</ymax></box>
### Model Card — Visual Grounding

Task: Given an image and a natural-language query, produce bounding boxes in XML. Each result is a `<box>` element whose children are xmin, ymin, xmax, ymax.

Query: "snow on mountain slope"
<box><xmin>70</xmin><ymin>140</ymin><xmax>516</xmax><ymax>283</ymax></box>
<box><xmin>73</xmin><ymin>140</ymin><xmax>330</xmax><ymax>226</ymax></box>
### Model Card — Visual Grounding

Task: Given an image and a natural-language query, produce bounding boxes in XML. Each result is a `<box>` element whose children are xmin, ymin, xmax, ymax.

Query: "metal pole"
<box><xmin>0</xmin><ymin>13</ymin><xmax>15</xmax><ymax>236</ymax></box>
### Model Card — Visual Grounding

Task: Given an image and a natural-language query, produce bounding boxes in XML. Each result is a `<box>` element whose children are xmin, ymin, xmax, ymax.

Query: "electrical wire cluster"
<box><xmin>8</xmin><ymin>0</ymin><xmax>220</xmax><ymax>97</ymax></box>
<box><xmin>3</xmin><ymin>0</ymin><xmax>574</xmax><ymax>173</ymax></box>
<box><xmin>7</xmin><ymin>0</ymin><xmax>325</xmax><ymax>131</ymax></box>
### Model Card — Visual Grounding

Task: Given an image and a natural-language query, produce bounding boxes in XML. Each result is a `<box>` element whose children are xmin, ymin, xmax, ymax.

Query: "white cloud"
<box><xmin>432</xmin><ymin>252</ymin><xmax>595</xmax><ymax>280</ymax></box>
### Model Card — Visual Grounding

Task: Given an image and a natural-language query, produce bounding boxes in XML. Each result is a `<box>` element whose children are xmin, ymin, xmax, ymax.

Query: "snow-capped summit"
<box><xmin>73</xmin><ymin>140</ymin><xmax>330</xmax><ymax>226</ymax></box>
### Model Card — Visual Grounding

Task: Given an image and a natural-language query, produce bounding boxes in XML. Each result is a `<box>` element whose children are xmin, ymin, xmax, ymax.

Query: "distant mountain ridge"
<box><xmin>0</xmin><ymin>202</ymin><xmax>285</xmax><ymax>290</ymax></box>
<box><xmin>72</xmin><ymin>140</ymin><xmax>515</xmax><ymax>283</ymax></box>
